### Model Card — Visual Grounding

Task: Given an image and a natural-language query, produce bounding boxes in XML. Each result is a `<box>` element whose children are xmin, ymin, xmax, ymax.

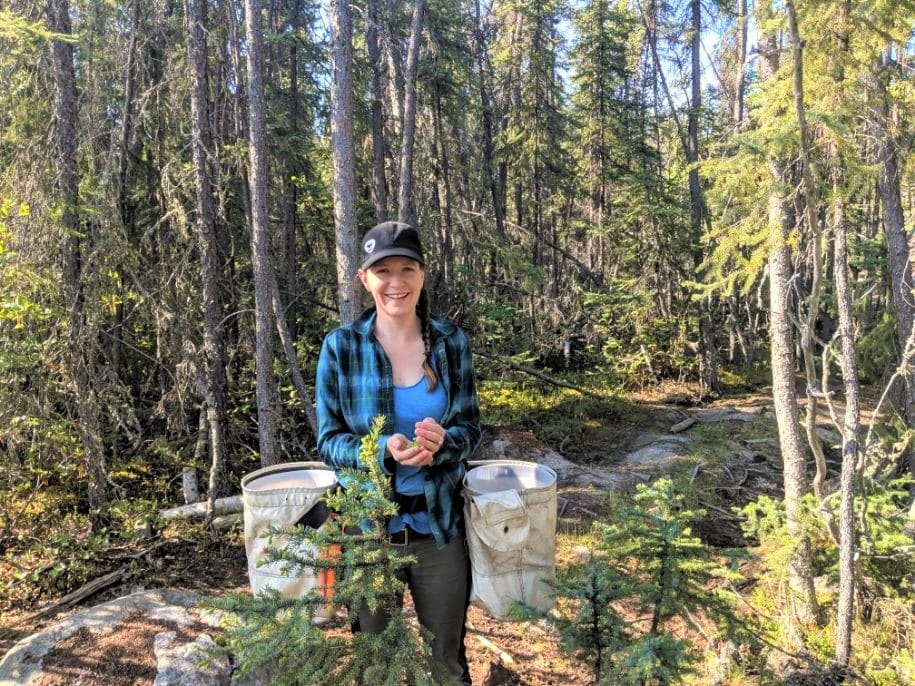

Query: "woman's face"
<box><xmin>358</xmin><ymin>256</ymin><xmax>425</xmax><ymax>320</ymax></box>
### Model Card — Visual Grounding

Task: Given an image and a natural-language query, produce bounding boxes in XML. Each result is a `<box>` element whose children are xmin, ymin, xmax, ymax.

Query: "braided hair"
<box><xmin>417</xmin><ymin>288</ymin><xmax>439</xmax><ymax>391</ymax></box>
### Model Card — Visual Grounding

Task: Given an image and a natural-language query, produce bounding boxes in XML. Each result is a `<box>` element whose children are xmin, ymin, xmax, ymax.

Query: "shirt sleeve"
<box><xmin>315</xmin><ymin>331</ymin><xmax>362</xmax><ymax>469</ymax></box>
<box><xmin>432</xmin><ymin>326</ymin><xmax>482</xmax><ymax>467</ymax></box>
<box><xmin>315</xmin><ymin>330</ymin><xmax>394</xmax><ymax>475</ymax></box>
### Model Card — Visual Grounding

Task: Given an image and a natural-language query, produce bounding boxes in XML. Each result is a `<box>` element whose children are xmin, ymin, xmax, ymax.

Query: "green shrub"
<box><xmin>549</xmin><ymin>478</ymin><xmax>747</xmax><ymax>684</ymax></box>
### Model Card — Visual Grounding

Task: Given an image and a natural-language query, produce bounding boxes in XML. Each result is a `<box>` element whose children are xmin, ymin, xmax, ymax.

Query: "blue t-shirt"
<box><xmin>389</xmin><ymin>373</ymin><xmax>447</xmax><ymax>534</ymax></box>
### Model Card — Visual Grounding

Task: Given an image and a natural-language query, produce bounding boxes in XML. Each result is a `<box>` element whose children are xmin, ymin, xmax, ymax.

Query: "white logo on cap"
<box><xmin>364</xmin><ymin>239</ymin><xmax>376</xmax><ymax>254</ymax></box>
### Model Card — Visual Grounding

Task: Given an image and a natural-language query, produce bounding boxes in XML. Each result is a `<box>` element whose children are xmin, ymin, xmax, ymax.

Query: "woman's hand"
<box><xmin>387</xmin><ymin>418</ymin><xmax>445</xmax><ymax>467</ymax></box>
<box><xmin>387</xmin><ymin>433</ymin><xmax>432</xmax><ymax>467</ymax></box>
<box><xmin>413</xmin><ymin>417</ymin><xmax>446</xmax><ymax>456</ymax></box>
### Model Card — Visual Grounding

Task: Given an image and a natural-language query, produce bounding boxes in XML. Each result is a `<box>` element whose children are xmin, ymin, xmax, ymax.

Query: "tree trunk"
<box><xmin>281</xmin><ymin>0</ymin><xmax>302</xmax><ymax>341</ymax></box>
<box><xmin>833</xmin><ymin>164</ymin><xmax>859</xmax><ymax>665</ymax></box>
<box><xmin>397</xmin><ymin>0</ymin><xmax>425</xmax><ymax>227</ymax></box>
<box><xmin>329</xmin><ymin>0</ymin><xmax>359</xmax><ymax>325</ymax></box>
<box><xmin>785</xmin><ymin>0</ymin><xmax>829</xmax><ymax>509</ymax></box>
<box><xmin>433</xmin><ymin>91</ymin><xmax>454</xmax><ymax>286</ymax></box>
<box><xmin>244</xmin><ymin>0</ymin><xmax>279</xmax><ymax>466</ymax></box>
<box><xmin>871</xmin><ymin>57</ymin><xmax>915</xmax><ymax>477</ymax></box>
<box><xmin>689</xmin><ymin>0</ymin><xmax>720</xmax><ymax>397</ymax></box>
<box><xmin>269</xmin><ymin>274</ymin><xmax>318</xmax><ymax>440</ymax></box>
<box><xmin>47</xmin><ymin>0</ymin><xmax>108</xmax><ymax>518</ymax></box>
<box><xmin>474</xmin><ymin>0</ymin><xmax>504</xmax><ymax>238</ymax></box>
<box><xmin>186</xmin><ymin>0</ymin><xmax>230</xmax><ymax>503</ymax></box>
<box><xmin>829</xmin><ymin>4</ymin><xmax>858</xmax><ymax>663</ymax></box>
<box><xmin>367</xmin><ymin>0</ymin><xmax>389</xmax><ymax>222</ymax></box>
<box><xmin>759</xmin><ymin>15</ymin><xmax>819</xmax><ymax>627</ymax></box>
<box><xmin>732</xmin><ymin>0</ymin><xmax>748</xmax><ymax>125</ymax></box>
<box><xmin>382</xmin><ymin>9</ymin><xmax>406</xmax><ymax>146</ymax></box>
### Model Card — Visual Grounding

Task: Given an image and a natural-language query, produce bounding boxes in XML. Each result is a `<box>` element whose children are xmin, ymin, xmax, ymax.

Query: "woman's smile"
<box><xmin>359</xmin><ymin>256</ymin><xmax>425</xmax><ymax>318</ymax></box>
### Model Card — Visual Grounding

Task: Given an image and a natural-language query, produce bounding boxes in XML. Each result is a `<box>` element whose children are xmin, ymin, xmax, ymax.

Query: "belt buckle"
<box><xmin>390</xmin><ymin>528</ymin><xmax>410</xmax><ymax>546</ymax></box>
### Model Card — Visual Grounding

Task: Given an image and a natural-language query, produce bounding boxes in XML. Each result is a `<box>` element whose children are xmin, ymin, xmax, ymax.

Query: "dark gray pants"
<box><xmin>357</xmin><ymin>533</ymin><xmax>470</xmax><ymax>683</ymax></box>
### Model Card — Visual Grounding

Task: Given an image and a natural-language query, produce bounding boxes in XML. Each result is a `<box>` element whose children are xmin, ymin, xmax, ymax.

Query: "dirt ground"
<box><xmin>8</xmin><ymin>487</ymin><xmax>604</xmax><ymax>686</ymax></box>
<box><xmin>3</xmin><ymin>391</ymin><xmax>837</xmax><ymax>685</ymax></box>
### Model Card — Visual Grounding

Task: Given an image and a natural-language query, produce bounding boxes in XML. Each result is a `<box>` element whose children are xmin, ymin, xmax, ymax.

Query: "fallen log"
<box><xmin>159</xmin><ymin>495</ymin><xmax>243</xmax><ymax>521</ymax></box>
<box><xmin>20</xmin><ymin>567</ymin><xmax>127</xmax><ymax>624</ymax></box>
<box><xmin>670</xmin><ymin>417</ymin><xmax>698</xmax><ymax>433</ymax></box>
<box><xmin>211</xmin><ymin>513</ymin><xmax>243</xmax><ymax>531</ymax></box>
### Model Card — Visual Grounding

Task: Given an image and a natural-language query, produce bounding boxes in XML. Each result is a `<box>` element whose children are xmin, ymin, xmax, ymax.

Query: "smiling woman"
<box><xmin>359</xmin><ymin>256</ymin><xmax>425</xmax><ymax>323</ymax></box>
<box><xmin>315</xmin><ymin>221</ymin><xmax>482</xmax><ymax>684</ymax></box>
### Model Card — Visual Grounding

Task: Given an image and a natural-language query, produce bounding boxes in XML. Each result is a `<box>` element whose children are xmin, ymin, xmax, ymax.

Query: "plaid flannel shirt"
<box><xmin>316</xmin><ymin>308</ymin><xmax>482</xmax><ymax>547</ymax></box>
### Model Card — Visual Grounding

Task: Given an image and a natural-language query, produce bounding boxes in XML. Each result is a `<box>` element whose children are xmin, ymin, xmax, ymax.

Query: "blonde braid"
<box><xmin>418</xmin><ymin>289</ymin><xmax>439</xmax><ymax>391</ymax></box>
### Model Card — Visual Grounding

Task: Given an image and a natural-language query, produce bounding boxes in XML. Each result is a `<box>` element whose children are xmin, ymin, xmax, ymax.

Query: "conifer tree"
<box><xmin>213</xmin><ymin>416</ymin><xmax>458</xmax><ymax>685</ymax></box>
<box><xmin>550</xmin><ymin>479</ymin><xmax>744</xmax><ymax>684</ymax></box>
<box><xmin>492</xmin><ymin>0</ymin><xmax>571</xmax><ymax>292</ymax></box>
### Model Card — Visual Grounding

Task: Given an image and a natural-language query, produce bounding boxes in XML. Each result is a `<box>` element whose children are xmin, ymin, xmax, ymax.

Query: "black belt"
<box><xmin>393</xmin><ymin>491</ymin><xmax>427</xmax><ymax>515</ymax></box>
<box><xmin>389</xmin><ymin>526</ymin><xmax>434</xmax><ymax>546</ymax></box>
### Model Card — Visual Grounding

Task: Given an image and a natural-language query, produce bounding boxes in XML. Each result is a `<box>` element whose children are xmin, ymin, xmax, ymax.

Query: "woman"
<box><xmin>316</xmin><ymin>221</ymin><xmax>481</xmax><ymax>683</ymax></box>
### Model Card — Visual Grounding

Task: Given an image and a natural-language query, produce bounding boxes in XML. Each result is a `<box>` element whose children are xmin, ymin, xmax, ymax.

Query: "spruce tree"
<box><xmin>212</xmin><ymin>416</ymin><xmax>459</xmax><ymax>685</ymax></box>
<box><xmin>550</xmin><ymin>478</ymin><xmax>745</xmax><ymax>685</ymax></box>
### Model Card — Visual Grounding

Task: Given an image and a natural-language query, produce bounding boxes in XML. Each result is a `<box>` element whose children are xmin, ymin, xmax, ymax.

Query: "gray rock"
<box><xmin>691</xmin><ymin>407</ymin><xmax>761</xmax><ymax>423</ymax></box>
<box><xmin>476</xmin><ymin>430</ymin><xmax>647</xmax><ymax>492</ymax></box>
<box><xmin>154</xmin><ymin>631</ymin><xmax>231</xmax><ymax>686</ymax></box>
<box><xmin>0</xmin><ymin>589</ymin><xmax>223</xmax><ymax>686</ymax></box>
<box><xmin>815</xmin><ymin>426</ymin><xmax>842</xmax><ymax>445</ymax></box>
<box><xmin>744</xmin><ymin>437</ymin><xmax>778</xmax><ymax>447</ymax></box>
<box><xmin>626</xmin><ymin>433</ymin><xmax>689</xmax><ymax>450</ymax></box>
<box><xmin>622</xmin><ymin>437</ymin><xmax>692</xmax><ymax>471</ymax></box>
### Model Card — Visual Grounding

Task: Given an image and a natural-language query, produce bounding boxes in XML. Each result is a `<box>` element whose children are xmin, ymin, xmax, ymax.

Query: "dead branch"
<box><xmin>160</xmin><ymin>495</ymin><xmax>243</xmax><ymax>520</ymax></box>
<box><xmin>19</xmin><ymin>567</ymin><xmax>128</xmax><ymax>624</ymax></box>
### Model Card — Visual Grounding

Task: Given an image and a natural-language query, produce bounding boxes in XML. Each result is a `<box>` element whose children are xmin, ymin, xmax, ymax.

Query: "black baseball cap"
<box><xmin>360</xmin><ymin>221</ymin><xmax>425</xmax><ymax>270</ymax></box>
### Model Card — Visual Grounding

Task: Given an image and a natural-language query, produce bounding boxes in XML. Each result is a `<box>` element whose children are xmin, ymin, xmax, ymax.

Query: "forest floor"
<box><xmin>0</xmin><ymin>381</ymin><xmax>875</xmax><ymax>684</ymax></box>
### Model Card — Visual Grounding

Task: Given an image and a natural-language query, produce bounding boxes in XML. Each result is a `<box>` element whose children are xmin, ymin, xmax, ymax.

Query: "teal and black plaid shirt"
<box><xmin>316</xmin><ymin>308</ymin><xmax>482</xmax><ymax>547</ymax></box>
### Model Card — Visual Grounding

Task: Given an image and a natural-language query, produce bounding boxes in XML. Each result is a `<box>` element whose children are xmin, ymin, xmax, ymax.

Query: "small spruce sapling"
<box><xmin>210</xmin><ymin>416</ymin><xmax>458</xmax><ymax>685</ymax></box>
<box><xmin>550</xmin><ymin>478</ymin><xmax>746</xmax><ymax>685</ymax></box>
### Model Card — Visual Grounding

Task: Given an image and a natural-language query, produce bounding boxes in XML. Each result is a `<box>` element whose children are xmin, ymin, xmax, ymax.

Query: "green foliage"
<box><xmin>209</xmin><ymin>417</ymin><xmax>457</xmax><ymax>685</ymax></box>
<box><xmin>739</xmin><ymin>478</ymin><xmax>915</xmax><ymax>676</ymax></box>
<box><xmin>550</xmin><ymin>478</ymin><xmax>746</xmax><ymax>684</ymax></box>
<box><xmin>583</xmin><ymin>286</ymin><xmax>697</xmax><ymax>387</ymax></box>
<box><xmin>856</xmin><ymin>314</ymin><xmax>899</xmax><ymax>385</ymax></box>
<box><xmin>477</xmin><ymin>377</ymin><xmax>628</xmax><ymax>466</ymax></box>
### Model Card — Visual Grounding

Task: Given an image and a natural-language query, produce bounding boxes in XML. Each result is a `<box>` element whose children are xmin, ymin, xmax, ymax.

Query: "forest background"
<box><xmin>0</xmin><ymin>0</ymin><xmax>914</xmax><ymax>683</ymax></box>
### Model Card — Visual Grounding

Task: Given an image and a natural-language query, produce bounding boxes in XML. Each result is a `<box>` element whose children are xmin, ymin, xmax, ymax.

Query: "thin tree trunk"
<box><xmin>367</xmin><ymin>0</ymin><xmax>389</xmax><ymax>221</ymax></box>
<box><xmin>732</xmin><ymin>0</ymin><xmax>747</xmax><ymax>125</ymax></box>
<box><xmin>759</xmin><ymin>15</ymin><xmax>819</xmax><ymax>627</ymax></box>
<box><xmin>785</xmin><ymin>0</ymin><xmax>830</xmax><ymax>510</ymax></box>
<box><xmin>433</xmin><ymin>91</ymin><xmax>454</xmax><ymax>285</ymax></box>
<box><xmin>281</xmin><ymin>0</ymin><xmax>302</xmax><ymax>340</ymax></box>
<box><xmin>244</xmin><ymin>0</ymin><xmax>279</xmax><ymax>466</ymax></box>
<box><xmin>871</xmin><ymin>57</ymin><xmax>915</xmax><ymax>477</ymax></box>
<box><xmin>397</xmin><ymin>0</ymin><xmax>425</xmax><ymax>227</ymax></box>
<box><xmin>269</xmin><ymin>274</ymin><xmax>318</xmax><ymax>439</ymax></box>
<box><xmin>329</xmin><ymin>0</ymin><xmax>359</xmax><ymax>325</ymax></box>
<box><xmin>48</xmin><ymin>0</ymin><xmax>108</xmax><ymax>518</ymax></box>
<box><xmin>382</xmin><ymin>9</ymin><xmax>406</xmax><ymax>145</ymax></box>
<box><xmin>107</xmin><ymin>0</ymin><xmax>142</xmax><ymax>388</ymax></box>
<box><xmin>220</xmin><ymin>0</ymin><xmax>249</xmax><ymax>356</ymax></box>
<box><xmin>833</xmin><ymin>164</ymin><xmax>859</xmax><ymax>665</ymax></box>
<box><xmin>830</xmin><ymin>3</ymin><xmax>858</xmax><ymax>663</ymax></box>
<box><xmin>474</xmin><ymin>0</ymin><xmax>504</xmax><ymax>237</ymax></box>
<box><xmin>689</xmin><ymin>0</ymin><xmax>720</xmax><ymax>396</ymax></box>
<box><xmin>186</xmin><ymin>0</ymin><xmax>230</xmax><ymax>506</ymax></box>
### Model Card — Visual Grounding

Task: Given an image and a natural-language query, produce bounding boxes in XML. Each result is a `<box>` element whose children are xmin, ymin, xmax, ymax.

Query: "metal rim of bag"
<box><xmin>242</xmin><ymin>461</ymin><xmax>335</xmax><ymax>494</ymax></box>
<box><xmin>464</xmin><ymin>459</ymin><xmax>557</xmax><ymax>497</ymax></box>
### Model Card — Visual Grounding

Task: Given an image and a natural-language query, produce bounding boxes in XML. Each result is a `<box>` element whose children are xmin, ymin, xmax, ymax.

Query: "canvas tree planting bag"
<box><xmin>241</xmin><ymin>462</ymin><xmax>337</xmax><ymax>611</ymax></box>
<box><xmin>463</xmin><ymin>461</ymin><xmax>557</xmax><ymax>619</ymax></box>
